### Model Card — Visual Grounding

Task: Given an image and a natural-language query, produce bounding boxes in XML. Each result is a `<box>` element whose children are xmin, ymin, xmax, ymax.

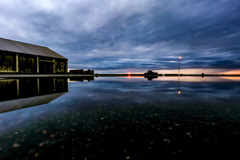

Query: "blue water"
<box><xmin>0</xmin><ymin>77</ymin><xmax>240</xmax><ymax>159</ymax></box>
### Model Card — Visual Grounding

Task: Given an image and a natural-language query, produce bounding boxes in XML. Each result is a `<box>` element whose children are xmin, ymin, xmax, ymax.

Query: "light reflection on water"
<box><xmin>0</xmin><ymin>77</ymin><xmax>240</xmax><ymax>159</ymax></box>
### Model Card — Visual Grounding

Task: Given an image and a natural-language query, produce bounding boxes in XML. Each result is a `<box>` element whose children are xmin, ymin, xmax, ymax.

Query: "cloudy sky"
<box><xmin>0</xmin><ymin>0</ymin><xmax>239</xmax><ymax>73</ymax></box>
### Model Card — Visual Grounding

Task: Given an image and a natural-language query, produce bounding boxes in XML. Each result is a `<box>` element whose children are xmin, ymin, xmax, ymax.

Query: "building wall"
<box><xmin>0</xmin><ymin>51</ymin><xmax>16</xmax><ymax>72</ymax></box>
<box><xmin>19</xmin><ymin>54</ymin><xmax>36</xmax><ymax>73</ymax></box>
<box><xmin>39</xmin><ymin>57</ymin><xmax>54</xmax><ymax>74</ymax></box>
<box><xmin>54</xmin><ymin>59</ymin><xmax>67</xmax><ymax>73</ymax></box>
<box><xmin>0</xmin><ymin>50</ymin><xmax>68</xmax><ymax>73</ymax></box>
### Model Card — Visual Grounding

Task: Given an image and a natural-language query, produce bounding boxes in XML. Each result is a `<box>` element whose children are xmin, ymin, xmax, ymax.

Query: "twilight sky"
<box><xmin>0</xmin><ymin>0</ymin><xmax>240</xmax><ymax>73</ymax></box>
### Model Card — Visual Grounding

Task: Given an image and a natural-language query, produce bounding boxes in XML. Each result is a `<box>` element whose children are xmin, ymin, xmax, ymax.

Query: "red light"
<box><xmin>128</xmin><ymin>72</ymin><xmax>131</xmax><ymax>79</ymax></box>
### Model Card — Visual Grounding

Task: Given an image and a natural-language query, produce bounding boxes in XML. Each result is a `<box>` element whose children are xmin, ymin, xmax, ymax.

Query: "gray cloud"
<box><xmin>0</xmin><ymin>0</ymin><xmax>239</xmax><ymax>72</ymax></box>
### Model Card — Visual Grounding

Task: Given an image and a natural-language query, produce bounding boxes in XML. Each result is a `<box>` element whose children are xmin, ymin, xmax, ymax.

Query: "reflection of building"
<box><xmin>144</xmin><ymin>70</ymin><xmax>158</xmax><ymax>80</ymax></box>
<box><xmin>69</xmin><ymin>76</ymin><xmax>94</xmax><ymax>82</ymax></box>
<box><xmin>0</xmin><ymin>38</ymin><xmax>68</xmax><ymax>73</ymax></box>
<box><xmin>0</xmin><ymin>78</ymin><xmax>68</xmax><ymax>113</ymax></box>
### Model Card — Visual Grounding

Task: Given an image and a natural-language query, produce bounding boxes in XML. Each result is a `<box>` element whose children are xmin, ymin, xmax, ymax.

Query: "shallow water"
<box><xmin>0</xmin><ymin>77</ymin><xmax>240</xmax><ymax>160</ymax></box>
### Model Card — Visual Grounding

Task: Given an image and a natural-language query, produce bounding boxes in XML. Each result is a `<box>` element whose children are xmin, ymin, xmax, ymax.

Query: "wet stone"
<box><xmin>12</xmin><ymin>143</ymin><xmax>20</xmax><ymax>148</ymax></box>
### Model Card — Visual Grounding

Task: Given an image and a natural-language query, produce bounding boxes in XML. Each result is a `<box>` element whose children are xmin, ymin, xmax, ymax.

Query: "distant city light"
<box><xmin>179</xmin><ymin>56</ymin><xmax>182</xmax><ymax>60</ymax></box>
<box><xmin>178</xmin><ymin>91</ymin><xmax>181</xmax><ymax>94</ymax></box>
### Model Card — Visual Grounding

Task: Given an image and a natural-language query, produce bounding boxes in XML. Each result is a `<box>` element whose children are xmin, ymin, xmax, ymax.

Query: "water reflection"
<box><xmin>0</xmin><ymin>77</ymin><xmax>239</xmax><ymax>159</ymax></box>
<box><xmin>144</xmin><ymin>75</ymin><xmax>158</xmax><ymax>80</ymax></box>
<box><xmin>0</xmin><ymin>78</ymin><xmax>68</xmax><ymax>113</ymax></box>
<box><xmin>69</xmin><ymin>76</ymin><xmax>94</xmax><ymax>82</ymax></box>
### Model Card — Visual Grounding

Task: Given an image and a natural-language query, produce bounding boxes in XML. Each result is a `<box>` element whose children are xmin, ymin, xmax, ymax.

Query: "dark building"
<box><xmin>144</xmin><ymin>70</ymin><xmax>158</xmax><ymax>76</ymax></box>
<box><xmin>144</xmin><ymin>70</ymin><xmax>158</xmax><ymax>80</ymax></box>
<box><xmin>69</xmin><ymin>69</ymin><xmax>94</xmax><ymax>74</ymax></box>
<box><xmin>0</xmin><ymin>38</ymin><xmax>68</xmax><ymax>73</ymax></box>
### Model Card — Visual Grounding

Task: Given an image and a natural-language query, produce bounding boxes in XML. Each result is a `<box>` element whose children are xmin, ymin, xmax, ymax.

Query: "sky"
<box><xmin>0</xmin><ymin>0</ymin><xmax>240</xmax><ymax>73</ymax></box>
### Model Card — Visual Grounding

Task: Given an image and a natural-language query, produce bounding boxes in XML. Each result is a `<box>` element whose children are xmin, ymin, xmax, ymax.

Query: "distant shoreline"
<box><xmin>0</xmin><ymin>73</ymin><xmax>240</xmax><ymax>78</ymax></box>
<box><xmin>96</xmin><ymin>74</ymin><xmax>240</xmax><ymax>77</ymax></box>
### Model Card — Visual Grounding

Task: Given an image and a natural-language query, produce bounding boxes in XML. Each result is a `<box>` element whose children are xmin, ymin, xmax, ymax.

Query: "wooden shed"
<box><xmin>0</xmin><ymin>38</ymin><xmax>68</xmax><ymax>73</ymax></box>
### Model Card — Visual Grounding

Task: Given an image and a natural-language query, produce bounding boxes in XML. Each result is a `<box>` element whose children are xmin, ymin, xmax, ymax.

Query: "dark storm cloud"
<box><xmin>0</xmin><ymin>0</ymin><xmax>239</xmax><ymax>72</ymax></box>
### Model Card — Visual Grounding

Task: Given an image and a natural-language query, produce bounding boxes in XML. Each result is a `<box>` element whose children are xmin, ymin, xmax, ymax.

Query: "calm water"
<box><xmin>0</xmin><ymin>77</ymin><xmax>240</xmax><ymax>160</ymax></box>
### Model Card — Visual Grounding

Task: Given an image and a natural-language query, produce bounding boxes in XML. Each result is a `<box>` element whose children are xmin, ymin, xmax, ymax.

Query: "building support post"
<box><xmin>36</xmin><ymin>56</ymin><xmax>39</xmax><ymax>73</ymax></box>
<box><xmin>16</xmin><ymin>53</ymin><xmax>19</xmax><ymax>73</ymax></box>
<box><xmin>65</xmin><ymin>60</ymin><xmax>68</xmax><ymax>73</ymax></box>
<box><xmin>53</xmin><ymin>59</ymin><xmax>56</xmax><ymax>73</ymax></box>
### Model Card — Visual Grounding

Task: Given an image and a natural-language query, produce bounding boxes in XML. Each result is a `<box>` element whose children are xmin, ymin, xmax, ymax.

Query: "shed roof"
<box><xmin>0</xmin><ymin>38</ymin><xmax>67</xmax><ymax>59</ymax></box>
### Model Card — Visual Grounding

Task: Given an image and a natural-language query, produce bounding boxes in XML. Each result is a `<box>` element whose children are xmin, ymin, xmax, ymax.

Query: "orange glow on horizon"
<box><xmin>220</xmin><ymin>70</ymin><xmax>240</xmax><ymax>75</ymax></box>
<box><xmin>96</xmin><ymin>68</ymin><xmax>240</xmax><ymax>75</ymax></box>
<box><xmin>220</xmin><ymin>77</ymin><xmax>240</xmax><ymax>81</ymax></box>
<box><xmin>124</xmin><ymin>69</ymin><xmax>240</xmax><ymax>75</ymax></box>
<box><xmin>154</xmin><ymin>68</ymin><xmax>236</xmax><ymax>75</ymax></box>
<box><xmin>128</xmin><ymin>72</ymin><xmax>131</xmax><ymax>79</ymax></box>
<box><xmin>178</xmin><ymin>91</ymin><xmax>181</xmax><ymax>94</ymax></box>
<box><xmin>179</xmin><ymin>56</ymin><xmax>182</xmax><ymax>60</ymax></box>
